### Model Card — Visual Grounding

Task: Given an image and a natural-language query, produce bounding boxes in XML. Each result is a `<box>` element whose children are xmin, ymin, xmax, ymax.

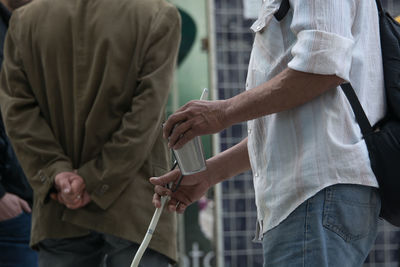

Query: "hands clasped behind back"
<box><xmin>163</xmin><ymin>99</ymin><xmax>230</xmax><ymax>149</ymax></box>
<box><xmin>50</xmin><ymin>171</ymin><xmax>91</xmax><ymax>210</ymax></box>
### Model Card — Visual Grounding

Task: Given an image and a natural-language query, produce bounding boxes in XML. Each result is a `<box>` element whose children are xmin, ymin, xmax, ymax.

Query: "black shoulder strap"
<box><xmin>341</xmin><ymin>83</ymin><xmax>374</xmax><ymax>136</ymax></box>
<box><xmin>340</xmin><ymin>0</ymin><xmax>385</xmax><ymax>137</ymax></box>
<box><xmin>274</xmin><ymin>0</ymin><xmax>290</xmax><ymax>21</ymax></box>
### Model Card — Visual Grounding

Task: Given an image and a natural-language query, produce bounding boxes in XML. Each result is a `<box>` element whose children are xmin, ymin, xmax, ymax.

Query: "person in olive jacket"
<box><xmin>0</xmin><ymin>0</ymin><xmax>181</xmax><ymax>266</ymax></box>
<box><xmin>0</xmin><ymin>0</ymin><xmax>38</xmax><ymax>266</ymax></box>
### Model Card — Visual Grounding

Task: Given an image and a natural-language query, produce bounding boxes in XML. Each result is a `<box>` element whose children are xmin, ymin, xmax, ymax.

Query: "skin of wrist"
<box><xmin>204</xmin><ymin>158</ymin><xmax>225</xmax><ymax>187</ymax></box>
<box><xmin>221</xmin><ymin>97</ymin><xmax>241</xmax><ymax>128</ymax></box>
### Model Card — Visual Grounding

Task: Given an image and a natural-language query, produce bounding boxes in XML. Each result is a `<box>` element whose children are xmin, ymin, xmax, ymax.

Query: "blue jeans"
<box><xmin>263</xmin><ymin>184</ymin><xmax>381</xmax><ymax>267</ymax></box>
<box><xmin>0</xmin><ymin>212</ymin><xmax>38</xmax><ymax>267</ymax></box>
<box><xmin>38</xmin><ymin>232</ymin><xmax>170</xmax><ymax>267</ymax></box>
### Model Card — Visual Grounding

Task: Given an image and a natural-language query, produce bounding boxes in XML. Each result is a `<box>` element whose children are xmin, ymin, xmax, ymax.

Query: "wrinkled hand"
<box><xmin>50</xmin><ymin>172</ymin><xmax>91</xmax><ymax>209</ymax></box>
<box><xmin>163</xmin><ymin>99</ymin><xmax>229</xmax><ymax>149</ymax></box>
<box><xmin>0</xmin><ymin>192</ymin><xmax>31</xmax><ymax>221</ymax></box>
<box><xmin>150</xmin><ymin>168</ymin><xmax>211</xmax><ymax>214</ymax></box>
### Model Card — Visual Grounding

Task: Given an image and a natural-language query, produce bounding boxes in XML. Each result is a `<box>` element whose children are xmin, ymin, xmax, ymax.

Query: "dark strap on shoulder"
<box><xmin>274</xmin><ymin>0</ymin><xmax>290</xmax><ymax>21</ymax></box>
<box><xmin>341</xmin><ymin>83</ymin><xmax>374</xmax><ymax>136</ymax></box>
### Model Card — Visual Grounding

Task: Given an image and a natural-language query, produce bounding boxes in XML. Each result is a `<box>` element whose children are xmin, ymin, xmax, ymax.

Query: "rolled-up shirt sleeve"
<box><xmin>288</xmin><ymin>0</ymin><xmax>356</xmax><ymax>81</ymax></box>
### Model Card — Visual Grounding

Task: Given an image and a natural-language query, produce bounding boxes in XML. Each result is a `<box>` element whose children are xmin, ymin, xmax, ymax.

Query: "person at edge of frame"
<box><xmin>0</xmin><ymin>0</ymin><xmax>181</xmax><ymax>266</ymax></box>
<box><xmin>152</xmin><ymin>0</ymin><xmax>385</xmax><ymax>266</ymax></box>
<box><xmin>0</xmin><ymin>0</ymin><xmax>38</xmax><ymax>266</ymax></box>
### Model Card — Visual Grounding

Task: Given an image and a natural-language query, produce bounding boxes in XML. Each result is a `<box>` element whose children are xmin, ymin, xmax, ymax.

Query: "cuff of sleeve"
<box><xmin>78</xmin><ymin>161</ymin><xmax>118</xmax><ymax>211</ymax></box>
<box><xmin>288</xmin><ymin>30</ymin><xmax>354</xmax><ymax>81</ymax></box>
<box><xmin>35</xmin><ymin>160</ymin><xmax>74</xmax><ymax>204</ymax></box>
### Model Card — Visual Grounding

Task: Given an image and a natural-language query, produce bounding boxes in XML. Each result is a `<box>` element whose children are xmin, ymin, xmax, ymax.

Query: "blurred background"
<box><xmin>167</xmin><ymin>0</ymin><xmax>400</xmax><ymax>266</ymax></box>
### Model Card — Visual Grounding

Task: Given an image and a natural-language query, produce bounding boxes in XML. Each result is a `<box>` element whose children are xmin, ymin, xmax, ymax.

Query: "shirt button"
<box><xmin>255</xmin><ymin>173</ymin><xmax>259</xmax><ymax>178</ymax></box>
<box><xmin>256</xmin><ymin>25</ymin><xmax>261</xmax><ymax>31</ymax></box>
<box><xmin>248</xmin><ymin>128</ymin><xmax>252</xmax><ymax>135</ymax></box>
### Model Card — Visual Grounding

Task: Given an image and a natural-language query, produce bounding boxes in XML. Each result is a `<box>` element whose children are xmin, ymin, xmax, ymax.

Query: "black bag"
<box><xmin>341</xmin><ymin>0</ymin><xmax>400</xmax><ymax>227</ymax></box>
<box><xmin>276</xmin><ymin>0</ymin><xmax>400</xmax><ymax>226</ymax></box>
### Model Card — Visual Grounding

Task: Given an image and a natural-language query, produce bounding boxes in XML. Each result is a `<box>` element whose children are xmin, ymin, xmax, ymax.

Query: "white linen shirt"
<box><xmin>246</xmin><ymin>0</ymin><xmax>386</xmax><ymax>240</ymax></box>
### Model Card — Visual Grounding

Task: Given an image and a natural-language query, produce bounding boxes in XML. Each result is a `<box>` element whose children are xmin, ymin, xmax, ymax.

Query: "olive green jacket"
<box><xmin>0</xmin><ymin>0</ymin><xmax>181</xmax><ymax>261</ymax></box>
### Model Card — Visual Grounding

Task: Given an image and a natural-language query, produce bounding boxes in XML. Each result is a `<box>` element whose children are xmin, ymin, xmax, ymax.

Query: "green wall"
<box><xmin>168</xmin><ymin>0</ymin><xmax>212</xmax><ymax>159</ymax></box>
<box><xmin>167</xmin><ymin>1</ymin><xmax>215</xmax><ymax>266</ymax></box>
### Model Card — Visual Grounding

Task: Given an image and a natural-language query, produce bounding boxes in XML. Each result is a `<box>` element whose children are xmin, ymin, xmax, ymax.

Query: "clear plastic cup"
<box><xmin>172</xmin><ymin>136</ymin><xmax>206</xmax><ymax>175</ymax></box>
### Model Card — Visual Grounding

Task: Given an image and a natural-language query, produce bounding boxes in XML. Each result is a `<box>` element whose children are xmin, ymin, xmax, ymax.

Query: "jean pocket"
<box><xmin>0</xmin><ymin>212</ymin><xmax>31</xmax><ymax>238</ymax></box>
<box><xmin>322</xmin><ymin>184</ymin><xmax>380</xmax><ymax>242</ymax></box>
<box><xmin>0</xmin><ymin>211</ymin><xmax>25</xmax><ymax>225</ymax></box>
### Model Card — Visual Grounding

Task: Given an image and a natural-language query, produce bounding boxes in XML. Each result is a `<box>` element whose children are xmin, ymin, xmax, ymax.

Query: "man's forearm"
<box><xmin>163</xmin><ymin>69</ymin><xmax>343</xmax><ymax>150</ymax></box>
<box><xmin>225</xmin><ymin>68</ymin><xmax>344</xmax><ymax>126</ymax></box>
<box><xmin>206</xmin><ymin>138</ymin><xmax>251</xmax><ymax>186</ymax></box>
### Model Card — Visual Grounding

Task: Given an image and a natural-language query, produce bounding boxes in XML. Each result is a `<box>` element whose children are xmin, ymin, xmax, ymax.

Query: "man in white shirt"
<box><xmin>152</xmin><ymin>0</ymin><xmax>385</xmax><ymax>265</ymax></box>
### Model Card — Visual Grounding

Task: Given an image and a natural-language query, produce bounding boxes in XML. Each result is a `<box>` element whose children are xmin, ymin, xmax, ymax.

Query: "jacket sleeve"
<box><xmin>0</xmin><ymin>13</ymin><xmax>74</xmax><ymax>205</ymax></box>
<box><xmin>77</xmin><ymin>5</ymin><xmax>181</xmax><ymax>210</ymax></box>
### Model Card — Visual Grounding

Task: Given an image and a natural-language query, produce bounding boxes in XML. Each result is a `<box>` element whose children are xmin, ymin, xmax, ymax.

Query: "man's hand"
<box><xmin>150</xmin><ymin>168</ymin><xmax>212</xmax><ymax>214</ymax></box>
<box><xmin>50</xmin><ymin>172</ymin><xmax>91</xmax><ymax>209</ymax></box>
<box><xmin>163</xmin><ymin>99</ymin><xmax>230</xmax><ymax>149</ymax></box>
<box><xmin>0</xmin><ymin>192</ymin><xmax>31</xmax><ymax>221</ymax></box>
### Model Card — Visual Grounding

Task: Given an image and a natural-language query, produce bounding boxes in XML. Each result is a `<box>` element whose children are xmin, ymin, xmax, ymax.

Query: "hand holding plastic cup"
<box><xmin>171</xmin><ymin>88</ymin><xmax>208</xmax><ymax>175</ymax></box>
